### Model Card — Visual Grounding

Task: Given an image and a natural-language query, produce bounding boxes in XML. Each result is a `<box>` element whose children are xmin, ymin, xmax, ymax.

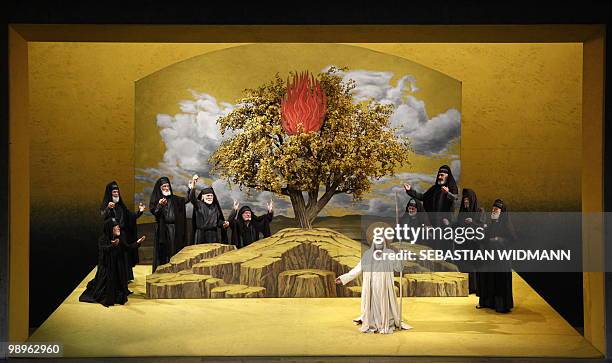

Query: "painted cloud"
<box><xmin>137</xmin><ymin>68</ymin><xmax>461</xmax><ymax>217</ymax></box>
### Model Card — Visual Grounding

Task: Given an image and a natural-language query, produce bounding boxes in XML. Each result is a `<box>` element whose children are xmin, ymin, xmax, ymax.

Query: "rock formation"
<box><xmin>145</xmin><ymin>228</ymin><xmax>466</xmax><ymax>299</ymax></box>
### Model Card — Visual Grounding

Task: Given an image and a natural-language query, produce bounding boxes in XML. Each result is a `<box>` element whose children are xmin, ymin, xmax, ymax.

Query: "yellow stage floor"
<box><xmin>28</xmin><ymin>266</ymin><xmax>602</xmax><ymax>358</ymax></box>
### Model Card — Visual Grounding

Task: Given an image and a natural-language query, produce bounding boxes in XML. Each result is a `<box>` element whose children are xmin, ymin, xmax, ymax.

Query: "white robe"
<box><xmin>339</xmin><ymin>246</ymin><xmax>413</xmax><ymax>334</ymax></box>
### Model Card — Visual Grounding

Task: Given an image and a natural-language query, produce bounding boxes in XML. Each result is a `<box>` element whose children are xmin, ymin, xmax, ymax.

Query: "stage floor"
<box><xmin>28</xmin><ymin>266</ymin><xmax>602</xmax><ymax>358</ymax></box>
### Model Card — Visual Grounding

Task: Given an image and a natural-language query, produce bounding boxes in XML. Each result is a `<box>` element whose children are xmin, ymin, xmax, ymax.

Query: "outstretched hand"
<box><xmin>190</xmin><ymin>174</ymin><xmax>199</xmax><ymax>188</ymax></box>
<box><xmin>138</xmin><ymin>202</ymin><xmax>146</xmax><ymax>212</ymax></box>
<box><xmin>267</xmin><ymin>199</ymin><xmax>274</xmax><ymax>213</ymax></box>
<box><xmin>233</xmin><ymin>199</ymin><xmax>240</xmax><ymax>210</ymax></box>
<box><xmin>403</xmin><ymin>183</ymin><xmax>411</xmax><ymax>191</ymax></box>
<box><xmin>335</xmin><ymin>277</ymin><xmax>342</xmax><ymax>285</ymax></box>
<box><xmin>136</xmin><ymin>236</ymin><xmax>146</xmax><ymax>244</ymax></box>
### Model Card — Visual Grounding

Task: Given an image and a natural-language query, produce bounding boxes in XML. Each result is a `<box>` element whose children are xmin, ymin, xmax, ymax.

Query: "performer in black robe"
<box><xmin>187</xmin><ymin>175</ymin><xmax>229</xmax><ymax>244</ymax></box>
<box><xmin>149</xmin><ymin>176</ymin><xmax>187</xmax><ymax>272</ymax></box>
<box><xmin>79</xmin><ymin>218</ymin><xmax>145</xmax><ymax>307</ymax></box>
<box><xmin>403</xmin><ymin>165</ymin><xmax>459</xmax><ymax>227</ymax></box>
<box><xmin>228</xmin><ymin>200</ymin><xmax>274</xmax><ymax>248</ymax></box>
<box><xmin>454</xmin><ymin>188</ymin><xmax>485</xmax><ymax>293</ymax></box>
<box><xmin>456</xmin><ymin>189</ymin><xmax>485</xmax><ymax>227</ymax></box>
<box><xmin>399</xmin><ymin>197</ymin><xmax>432</xmax><ymax>247</ymax></box>
<box><xmin>476</xmin><ymin>199</ymin><xmax>517</xmax><ymax>313</ymax></box>
<box><xmin>100</xmin><ymin>181</ymin><xmax>145</xmax><ymax>281</ymax></box>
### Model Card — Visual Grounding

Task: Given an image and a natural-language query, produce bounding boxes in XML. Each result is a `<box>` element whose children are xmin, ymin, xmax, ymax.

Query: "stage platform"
<box><xmin>28</xmin><ymin>266</ymin><xmax>602</xmax><ymax>358</ymax></box>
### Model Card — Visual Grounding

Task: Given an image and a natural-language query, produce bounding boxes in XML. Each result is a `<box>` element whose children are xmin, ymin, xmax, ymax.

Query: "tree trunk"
<box><xmin>288</xmin><ymin>189</ymin><xmax>312</xmax><ymax>229</ymax></box>
<box><xmin>287</xmin><ymin>183</ymin><xmax>340</xmax><ymax>229</ymax></box>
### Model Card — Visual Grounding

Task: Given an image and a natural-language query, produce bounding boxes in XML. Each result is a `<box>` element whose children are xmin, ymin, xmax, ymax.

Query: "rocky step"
<box><xmin>345</xmin><ymin>273</ymin><xmax>467</xmax><ymax>297</ymax></box>
<box><xmin>155</xmin><ymin>243</ymin><xmax>235</xmax><ymax>273</ymax></box>
<box><xmin>146</xmin><ymin>272</ymin><xmax>215</xmax><ymax>299</ymax></box>
<box><xmin>278</xmin><ymin>269</ymin><xmax>337</xmax><ymax>298</ymax></box>
<box><xmin>209</xmin><ymin>284</ymin><xmax>267</xmax><ymax>298</ymax></box>
<box><xmin>404</xmin><ymin>272</ymin><xmax>469</xmax><ymax>297</ymax></box>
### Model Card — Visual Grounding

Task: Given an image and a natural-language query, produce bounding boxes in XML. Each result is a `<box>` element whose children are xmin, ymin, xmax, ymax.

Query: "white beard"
<box><xmin>162</xmin><ymin>190</ymin><xmax>171</xmax><ymax>197</ymax></box>
<box><xmin>491</xmin><ymin>213</ymin><xmax>500</xmax><ymax>220</ymax></box>
<box><xmin>112</xmin><ymin>196</ymin><xmax>120</xmax><ymax>203</ymax></box>
<box><xmin>408</xmin><ymin>210</ymin><xmax>417</xmax><ymax>217</ymax></box>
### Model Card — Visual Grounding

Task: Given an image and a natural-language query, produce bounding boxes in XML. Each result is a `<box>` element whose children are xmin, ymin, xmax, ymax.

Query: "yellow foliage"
<box><xmin>210</xmin><ymin>67</ymin><xmax>411</xmax><ymax>226</ymax></box>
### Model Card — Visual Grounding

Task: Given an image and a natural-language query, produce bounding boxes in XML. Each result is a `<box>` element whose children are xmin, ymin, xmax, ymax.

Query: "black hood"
<box><xmin>196</xmin><ymin>187</ymin><xmax>224</xmax><ymax>217</ymax></box>
<box><xmin>490</xmin><ymin>198</ymin><xmax>517</xmax><ymax>240</ymax></box>
<box><xmin>491</xmin><ymin>198</ymin><xmax>511</xmax><ymax>224</ymax></box>
<box><xmin>103</xmin><ymin>217</ymin><xmax>121</xmax><ymax>239</ymax></box>
<box><xmin>493</xmin><ymin>198</ymin><xmax>507</xmax><ymax>213</ymax></box>
<box><xmin>101</xmin><ymin>181</ymin><xmax>125</xmax><ymax>210</ymax></box>
<box><xmin>237</xmin><ymin>205</ymin><xmax>255</xmax><ymax>222</ymax></box>
<box><xmin>405</xmin><ymin>197</ymin><xmax>425</xmax><ymax>213</ymax></box>
<box><xmin>435</xmin><ymin>164</ymin><xmax>457</xmax><ymax>189</ymax></box>
<box><xmin>149</xmin><ymin>176</ymin><xmax>173</xmax><ymax>211</ymax></box>
<box><xmin>459</xmin><ymin>188</ymin><xmax>479</xmax><ymax>213</ymax></box>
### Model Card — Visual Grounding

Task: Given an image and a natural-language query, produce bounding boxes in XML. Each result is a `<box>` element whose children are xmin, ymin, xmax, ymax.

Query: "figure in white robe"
<box><xmin>336</xmin><ymin>237</ymin><xmax>413</xmax><ymax>334</ymax></box>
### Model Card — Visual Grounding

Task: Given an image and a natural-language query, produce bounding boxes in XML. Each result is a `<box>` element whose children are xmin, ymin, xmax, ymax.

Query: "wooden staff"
<box><xmin>395</xmin><ymin>190</ymin><xmax>404</xmax><ymax>329</ymax></box>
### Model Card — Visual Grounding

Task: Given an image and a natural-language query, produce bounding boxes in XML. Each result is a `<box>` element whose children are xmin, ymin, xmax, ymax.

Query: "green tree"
<box><xmin>210</xmin><ymin>67</ymin><xmax>410</xmax><ymax>228</ymax></box>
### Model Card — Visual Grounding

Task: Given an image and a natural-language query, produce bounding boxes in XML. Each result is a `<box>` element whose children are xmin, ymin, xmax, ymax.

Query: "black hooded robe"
<box><xmin>188</xmin><ymin>186</ymin><xmax>228</xmax><ymax>244</ymax></box>
<box><xmin>477</xmin><ymin>199</ymin><xmax>516</xmax><ymax>313</ymax></box>
<box><xmin>399</xmin><ymin>197</ymin><xmax>432</xmax><ymax>246</ymax></box>
<box><xmin>405</xmin><ymin>165</ymin><xmax>459</xmax><ymax>227</ymax></box>
<box><xmin>79</xmin><ymin>218</ymin><xmax>141</xmax><ymax>307</ymax></box>
<box><xmin>228</xmin><ymin>206</ymin><xmax>273</xmax><ymax>248</ymax></box>
<box><xmin>406</xmin><ymin>165</ymin><xmax>459</xmax><ymax>252</ymax></box>
<box><xmin>100</xmin><ymin>181</ymin><xmax>143</xmax><ymax>281</ymax></box>
<box><xmin>149</xmin><ymin>177</ymin><xmax>187</xmax><ymax>272</ymax></box>
<box><xmin>454</xmin><ymin>188</ymin><xmax>485</xmax><ymax>294</ymax></box>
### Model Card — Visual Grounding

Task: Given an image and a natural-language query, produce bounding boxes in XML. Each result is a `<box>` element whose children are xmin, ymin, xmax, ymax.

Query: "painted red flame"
<box><xmin>281</xmin><ymin>71</ymin><xmax>327</xmax><ymax>135</ymax></box>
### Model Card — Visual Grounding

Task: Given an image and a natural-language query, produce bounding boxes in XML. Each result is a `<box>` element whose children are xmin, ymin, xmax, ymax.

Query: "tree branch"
<box><xmin>306</xmin><ymin>179</ymin><xmax>341</xmax><ymax>222</ymax></box>
<box><xmin>306</xmin><ymin>189</ymin><xmax>319</xmax><ymax>209</ymax></box>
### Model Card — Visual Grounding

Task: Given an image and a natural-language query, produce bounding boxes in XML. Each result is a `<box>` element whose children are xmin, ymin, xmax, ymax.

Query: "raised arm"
<box><xmin>151</xmin><ymin>199</ymin><xmax>166</xmax><ymax>217</ymax></box>
<box><xmin>404</xmin><ymin>183</ymin><xmax>423</xmax><ymax>200</ymax></box>
<box><xmin>254</xmin><ymin>200</ymin><xmax>274</xmax><ymax>223</ymax></box>
<box><xmin>187</xmin><ymin>186</ymin><xmax>198</xmax><ymax>205</ymax></box>
<box><xmin>187</xmin><ymin>175</ymin><xmax>200</xmax><ymax>205</ymax></box>
<box><xmin>128</xmin><ymin>202</ymin><xmax>146</xmax><ymax>220</ymax></box>
<box><xmin>226</xmin><ymin>200</ymin><xmax>240</xmax><ymax>228</ymax></box>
